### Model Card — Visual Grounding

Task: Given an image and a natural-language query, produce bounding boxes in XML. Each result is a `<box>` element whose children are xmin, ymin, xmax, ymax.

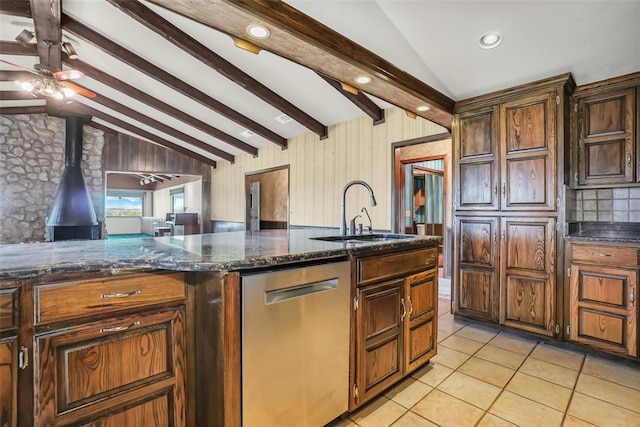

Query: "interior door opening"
<box><xmin>245</xmin><ymin>165</ymin><xmax>290</xmax><ymax>230</ymax></box>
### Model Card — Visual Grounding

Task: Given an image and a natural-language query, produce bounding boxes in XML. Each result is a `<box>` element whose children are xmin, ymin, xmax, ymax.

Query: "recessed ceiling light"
<box><xmin>479</xmin><ymin>31</ymin><xmax>502</xmax><ymax>49</ymax></box>
<box><xmin>240</xmin><ymin>130</ymin><xmax>256</xmax><ymax>138</ymax></box>
<box><xmin>416</xmin><ymin>105</ymin><xmax>430</xmax><ymax>112</ymax></box>
<box><xmin>354</xmin><ymin>75</ymin><xmax>372</xmax><ymax>84</ymax></box>
<box><xmin>246</xmin><ymin>24</ymin><xmax>270</xmax><ymax>39</ymax></box>
<box><xmin>275</xmin><ymin>114</ymin><xmax>293</xmax><ymax>124</ymax></box>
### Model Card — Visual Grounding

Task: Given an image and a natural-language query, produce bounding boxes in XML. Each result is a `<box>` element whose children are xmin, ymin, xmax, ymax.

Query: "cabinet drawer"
<box><xmin>35</xmin><ymin>272</ymin><xmax>185</xmax><ymax>325</ymax></box>
<box><xmin>0</xmin><ymin>288</ymin><xmax>19</xmax><ymax>332</ymax></box>
<box><xmin>357</xmin><ymin>248</ymin><xmax>437</xmax><ymax>286</ymax></box>
<box><xmin>571</xmin><ymin>244</ymin><xmax>639</xmax><ymax>267</ymax></box>
<box><xmin>34</xmin><ymin>307</ymin><xmax>185</xmax><ymax>425</ymax></box>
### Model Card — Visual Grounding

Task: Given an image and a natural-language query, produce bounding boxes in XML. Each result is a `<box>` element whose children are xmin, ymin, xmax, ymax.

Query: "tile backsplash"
<box><xmin>574</xmin><ymin>188</ymin><xmax>640</xmax><ymax>222</ymax></box>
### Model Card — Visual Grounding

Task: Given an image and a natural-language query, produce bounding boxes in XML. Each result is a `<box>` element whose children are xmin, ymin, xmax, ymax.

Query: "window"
<box><xmin>106</xmin><ymin>191</ymin><xmax>144</xmax><ymax>217</ymax></box>
<box><xmin>171</xmin><ymin>188</ymin><xmax>185</xmax><ymax>213</ymax></box>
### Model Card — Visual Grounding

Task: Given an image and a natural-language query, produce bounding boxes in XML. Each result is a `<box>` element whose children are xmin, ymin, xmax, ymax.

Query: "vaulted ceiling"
<box><xmin>1</xmin><ymin>1</ymin><xmax>638</xmax><ymax>168</ymax></box>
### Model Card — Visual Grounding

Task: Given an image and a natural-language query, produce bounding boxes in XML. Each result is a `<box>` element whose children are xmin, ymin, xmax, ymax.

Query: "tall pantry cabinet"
<box><xmin>453</xmin><ymin>74</ymin><xmax>575</xmax><ymax>337</ymax></box>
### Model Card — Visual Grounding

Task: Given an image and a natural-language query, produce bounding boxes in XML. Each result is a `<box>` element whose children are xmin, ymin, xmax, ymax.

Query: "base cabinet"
<box><xmin>352</xmin><ymin>248</ymin><xmax>438</xmax><ymax>409</ymax></box>
<box><xmin>0</xmin><ymin>337</ymin><xmax>17</xmax><ymax>427</ymax></box>
<box><xmin>568</xmin><ymin>243</ymin><xmax>638</xmax><ymax>357</ymax></box>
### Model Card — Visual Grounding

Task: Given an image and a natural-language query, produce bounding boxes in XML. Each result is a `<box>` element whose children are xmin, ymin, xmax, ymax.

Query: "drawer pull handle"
<box><xmin>591</xmin><ymin>252</ymin><xmax>615</xmax><ymax>258</ymax></box>
<box><xmin>632</xmin><ymin>288</ymin><xmax>635</xmax><ymax>306</ymax></box>
<box><xmin>18</xmin><ymin>346</ymin><xmax>28</xmax><ymax>370</ymax></box>
<box><xmin>101</xmin><ymin>289</ymin><xmax>142</xmax><ymax>299</ymax></box>
<box><xmin>400</xmin><ymin>298</ymin><xmax>407</xmax><ymax>321</ymax></box>
<box><xmin>100</xmin><ymin>320</ymin><xmax>141</xmax><ymax>333</ymax></box>
<box><xmin>407</xmin><ymin>296</ymin><xmax>414</xmax><ymax>316</ymax></box>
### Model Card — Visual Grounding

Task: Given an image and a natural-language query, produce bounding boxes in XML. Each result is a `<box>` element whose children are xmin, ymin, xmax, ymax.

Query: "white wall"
<box><xmin>211</xmin><ymin>107</ymin><xmax>447</xmax><ymax>231</ymax></box>
<box><xmin>105</xmin><ymin>217</ymin><xmax>141</xmax><ymax>235</ymax></box>
<box><xmin>153</xmin><ymin>180</ymin><xmax>203</xmax><ymax>227</ymax></box>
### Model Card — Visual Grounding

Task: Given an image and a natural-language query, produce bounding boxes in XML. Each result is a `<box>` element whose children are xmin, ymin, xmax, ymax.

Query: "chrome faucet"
<box><xmin>340</xmin><ymin>180</ymin><xmax>377</xmax><ymax>235</ymax></box>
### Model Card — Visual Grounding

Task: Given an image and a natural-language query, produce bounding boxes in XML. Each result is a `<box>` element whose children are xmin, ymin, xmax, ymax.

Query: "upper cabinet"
<box><xmin>572</xmin><ymin>73</ymin><xmax>640</xmax><ymax>188</ymax></box>
<box><xmin>454</xmin><ymin>74</ymin><xmax>573</xmax><ymax>213</ymax></box>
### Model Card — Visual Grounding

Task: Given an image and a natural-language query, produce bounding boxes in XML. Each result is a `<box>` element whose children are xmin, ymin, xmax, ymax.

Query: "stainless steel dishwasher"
<box><xmin>241</xmin><ymin>261</ymin><xmax>351</xmax><ymax>427</ymax></box>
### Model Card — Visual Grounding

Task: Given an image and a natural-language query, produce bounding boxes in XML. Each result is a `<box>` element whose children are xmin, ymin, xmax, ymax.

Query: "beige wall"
<box><xmin>212</xmin><ymin>107</ymin><xmax>447</xmax><ymax>231</ymax></box>
<box><xmin>154</xmin><ymin>179</ymin><xmax>203</xmax><ymax>225</ymax></box>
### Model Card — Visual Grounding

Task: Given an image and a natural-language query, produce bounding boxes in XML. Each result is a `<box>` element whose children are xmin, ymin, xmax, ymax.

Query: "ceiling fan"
<box><xmin>1</xmin><ymin>40</ymin><xmax>96</xmax><ymax>100</ymax></box>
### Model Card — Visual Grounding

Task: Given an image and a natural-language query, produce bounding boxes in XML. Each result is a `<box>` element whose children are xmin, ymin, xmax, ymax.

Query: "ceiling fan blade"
<box><xmin>0</xmin><ymin>59</ymin><xmax>39</xmax><ymax>76</ymax></box>
<box><xmin>59</xmin><ymin>81</ymin><xmax>96</xmax><ymax>98</ymax></box>
<box><xmin>54</xmin><ymin>69</ymin><xmax>85</xmax><ymax>80</ymax></box>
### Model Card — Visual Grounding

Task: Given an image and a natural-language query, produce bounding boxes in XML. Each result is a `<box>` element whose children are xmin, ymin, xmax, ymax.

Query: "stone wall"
<box><xmin>0</xmin><ymin>114</ymin><xmax>105</xmax><ymax>244</ymax></box>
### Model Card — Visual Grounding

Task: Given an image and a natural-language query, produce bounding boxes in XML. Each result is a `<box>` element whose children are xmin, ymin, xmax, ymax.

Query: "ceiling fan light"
<box><xmin>15</xmin><ymin>29</ymin><xmax>35</xmax><ymax>46</ymax></box>
<box><xmin>19</xmin><ymin>80</ymin><xmax>34</xmax><ymax>92</ymax></box>
<box><xmin>61</xmin><ymin>86</ymin><xmax>76</xmax><ymax>98</ymax></box>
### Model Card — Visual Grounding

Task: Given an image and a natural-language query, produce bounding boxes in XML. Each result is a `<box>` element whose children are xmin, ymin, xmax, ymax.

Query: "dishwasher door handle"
<box><xmin>265</xmin><ymin>279</ymin><xmax>338</xmax><ymax>304</ymax></box>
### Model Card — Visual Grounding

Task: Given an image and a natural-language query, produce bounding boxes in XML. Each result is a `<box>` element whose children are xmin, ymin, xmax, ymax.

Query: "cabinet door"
<box><xmin>569</xmin><ymin>264</ymin><xmax>637</xmax><ymax>357</ymax></box>
<box><xmin>454</xmin><ymin>216</ymin><xmax>499</xmax><ymax>322</ymax></box>
<box><xmin>577</xmin><ymin>87</ymin><xmax>635</xmax><ymax>186</ymax></box>
<box><xmin>404</xmin><ymin>269</ymin><xmax>437</xmax><ymax>372</ymax></box>
<box><xmin>500</xmin><ymin>91</ymin><xmax>557</xmax><ymax>211</ymax></box>
<box><xmin>34</xmin><ymin>307</ymin><xmax>186</xmax><ymax>427</ymax></box>
<box><xmin>0</xmin><ymin>337</ymin><xmax>17</xmax><ymax>427</ymax></box>
<box><xmin>500</xmin><ymin>217</ymin><xmax>556</xmax><ymax>336</ymax></box>
<box><xmin>454</xmin><ymin>106</ymin><xmax>499</xmax><ymax>211</ymax></box>
<box><xmin>355</xmin><ymin>280</ymin><xmax>404</xmax><ymax>406</ymax></box>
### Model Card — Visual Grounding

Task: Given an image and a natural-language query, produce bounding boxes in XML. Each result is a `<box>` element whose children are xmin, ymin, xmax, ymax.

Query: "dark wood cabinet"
<box><xmin>354</xmin><ymin>280</ymin><xmax>404</xmax><ymax>404</ymax></box>
<box><xmin>352</xmin><ymin>248</ymin><xmax>438</xmax><ymax>409</ymax></box>
<box><xmin>453</xmin><ymin>74</ymin><xmax>573</xmax><ymax>339</ymax></box>
<box><xmin>501</xmin><ymin>91</ymin><xmax>557</xmax><ymax>211</ymax></box>
<box><xmin>500</xmin><ymin>217</ymin><xmax>556</xmax><ymax>336</ymax></box>
<box><xmin>454</xmin><ymin>216</ymin><xmax>499</xmax><ymax>322</ymax></box>
<box><xmin>568</xmin><ymin>242</ymin><xmax>638</xmax><ymax>357</ymax></box>
<box><xmin>454</xmin><ymin>106</ymin><xmax>499</xmax><ymax>211</ymax></box>
<box><xmin>0</xmin><ymin>287</ymin><xmax>19</xmax><ymax>427</ymax></box>
<box><xmin>571</xmin><ymin>73</ymin><xmax>640</xmax><ymax>188</ymax></box>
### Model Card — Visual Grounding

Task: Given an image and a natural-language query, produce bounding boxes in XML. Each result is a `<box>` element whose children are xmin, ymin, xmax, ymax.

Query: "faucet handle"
<box><xmin>350</xmin><ymin>214</ymin><xmax>361</xmax><ymax>235</ymax></box>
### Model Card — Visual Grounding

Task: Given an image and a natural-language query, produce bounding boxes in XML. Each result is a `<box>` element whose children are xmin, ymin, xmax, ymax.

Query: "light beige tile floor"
<box><xmin>328</xmin><ymin>297</ymin><xmax>640</xmax><ymax>427</ymax></box>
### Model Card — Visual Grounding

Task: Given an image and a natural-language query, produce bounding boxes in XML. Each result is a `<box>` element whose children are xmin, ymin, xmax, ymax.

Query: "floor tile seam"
<box><xmin>489</xmin><ymin>333</ymin><xmax>539</xmax><ymax>357</ymax></box>
<box><xmin>451</xmin><ymin>330</ymin><xmax>498</xmax><ymax>344</ymax></box>
<box><xmin>503</xmin><ymin>371</ymin><xmax>574</xmax><ymax>412</ymax></box>
<box><xmin>434</xmin><ymin>381</ymin><xmax>502</xmax><ymax>413</ymax></box>
<box><xmin>568</xmin><ymin>390</ymin><xmax>640</xmax><ymax>423</ymax></box>
<box><xmin>437</xmin><ymin>340</ymin><xmax>484</xmax><ymax>356</ymax></box>
<box><xmin>578</xmin><ymin>370</ymin><xmax>640</xmax><ymax>394</ymax></box>
<box><xmin>527</xmin><ymin>352</ymin><xmax>585</xmax><ymax>372</ymax></box>
<box><xmin>404</xmin><ymin>409</ymin><xmax>445</xmax><ymax>427</ymax></box>
<box><xmin>453</xmin><ymin>358</ymin><xmax>517</xmax><ymax>390</ymax></box>
<box><xmin>572</xmin><ymin>384</ymin><xmax>640</xmax><ymax>415</ymax></box>
<box><xmin>485</xmin><ymin>388</ymin><xmax>566</xmax><ymax>426</ymax></box>
<box><xmin>558</xmin><ymin>354</ymin><xmax>588</xmax><ymax>427</ymax></box>
<box><xmin>474</xmin><ymin>343</ymin><xmax>529</xmax><ymax>371</ymax></box>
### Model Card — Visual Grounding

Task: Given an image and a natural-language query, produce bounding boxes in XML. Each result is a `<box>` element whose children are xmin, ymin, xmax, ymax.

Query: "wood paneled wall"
<box><xmin>211</xmin><ymin>108</ymin><xmax>448</xmax><ymax>231</ymax></box>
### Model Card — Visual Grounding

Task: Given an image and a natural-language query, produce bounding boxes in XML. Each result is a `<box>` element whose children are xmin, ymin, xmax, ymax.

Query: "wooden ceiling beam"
<box><xmin>148</xmin><ymin>0</ymin><xmax>454</xmax><ymax>129</ymax></box>
<box><xmin>0</xmin><ymin>1</ymin><xmax>32</xmax><ymax>18</ymax></box>
<box><xmin>68</xmin><ymin>103</ymin><xmax>218</xmax><ymax>168</ymax></box>
<box><xmin>62</xmin><ymin>14</ymin><xmax>288</xmax><ymax>149</ymax></box>
<box><xmin>88</xmin><ymin>120</ymin><xmax>117</xmax><ymax>136</ymax></box>
<box><xmin>0</xmin><ymin>105</ymin><xmax>47</xmax><ymax>115</ymax></box>
<box><xmin>0</xmin><ymin>90</ymin><xmax>42</xmax><ymax>100</ymax></box>
<box><xmin>0</xmin><ymin>41</ymin><xmax>38</xmax><ymax>56</ymax></box>
<box><xmin>107</xmin><ymin>0</ymin><xmax>328</xmax><ymax>139</ymax></box>
<box><xmin>29</xmin><ymin>0</ymin><xmax>62</xmax><ymax>71</ymax></box>
<box><xmin>317</xmin><ymin>73</ymin><xmax>385</xmax><ymax>125</ymax></box>
<box><xmin>69</xmin><ymin>84</ymin><xmax>235</xmax><ymax>162</ymax></box>
<box><xmin>63</xmin><ymin>57</ymin><xmax>258</xmax><ymax>156</ymax></box>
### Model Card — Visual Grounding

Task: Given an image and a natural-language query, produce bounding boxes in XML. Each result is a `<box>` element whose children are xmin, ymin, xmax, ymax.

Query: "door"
<box><xmin>500</xmin><ymin>217</ymin><xmax>556</xmax><ymax>336</ymax></box>
<box><xmin>576</xmin><ymin>87</ymin><xmax>635</xmax><ymax>186</ymax></box>
<box><xmin>355</xmin><ymin>280</ymin><xmax>404</xmax><ymax>406</ymax></box>
<box><xmin>404</xmin><ymin>269</ymin><xmax>437</xmax><ymax>372</ymax></box>
<box><xmin>249</xmin><ymin>181</ymin><xmax>260</xmax><ymax>231</ymax></box>
<box><xmin>500</xmin><ymin>91</ymin><xmax>557</xmax><ymax>211</ymax></box>
<box><xmin>454</xmin><ymin>216</ymin><xmax>499</xmax><ymax>322</ymax></box>
<box><xmin>454</xmin><ymin>106</ymin><xmax>499</xmax><ymax>211</ymax></box>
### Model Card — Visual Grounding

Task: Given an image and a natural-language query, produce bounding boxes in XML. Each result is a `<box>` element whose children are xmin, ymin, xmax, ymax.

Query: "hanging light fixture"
<box><xmin>18</xmin><ymin>77</ymin><xmax>76</xmax><ymax>100</ymax></box>
<box><xmin>15</xmin><ymin>29</ymin><xmax>35</xmax><ymax>46</ymax></box>
<box><xmin>62</xmin><ymin>42</ymin><xmax>78</xmax><ymax>60</ymax></box>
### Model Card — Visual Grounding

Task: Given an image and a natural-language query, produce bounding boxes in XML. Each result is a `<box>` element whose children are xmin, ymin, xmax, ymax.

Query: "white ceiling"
<box><xmin>1</xmin><ymin>0</ymin><xmax>639</xmax><ymax>164</ymax></box>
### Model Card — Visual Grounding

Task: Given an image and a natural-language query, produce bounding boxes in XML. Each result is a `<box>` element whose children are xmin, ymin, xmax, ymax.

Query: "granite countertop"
<box><xmin>565</xmin><ymin>222</ymin><xmax>640</xmax><ymax>244</ymax></box>
<box><xmin>0</xmin><ymin>229</ymin><xmax>441</xmax><ymax>280</ymax></box>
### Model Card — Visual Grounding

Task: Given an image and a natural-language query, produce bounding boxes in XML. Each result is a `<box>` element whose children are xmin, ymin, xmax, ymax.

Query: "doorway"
<box><xmin>245</xmin><ymin>165</ymin><xmax>290</xmax><ymax>230</ymax></box>
<box><xmin>392</xmin><ymin>134</ymin><xmax>452</xmax><ymax>283</ymax></box>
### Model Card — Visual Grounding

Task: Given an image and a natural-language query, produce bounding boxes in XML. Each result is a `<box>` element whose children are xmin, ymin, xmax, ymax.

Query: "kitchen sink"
<box><xmin>311</xmin><ymin>233</ymin><xmax>415</xmax><ymax>243</ymax></box>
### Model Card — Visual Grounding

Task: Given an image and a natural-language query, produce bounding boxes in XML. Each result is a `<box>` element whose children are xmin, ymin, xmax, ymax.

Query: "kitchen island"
<box><xmin>0</xmin><ymin>229</ymin><xmax>441</xmax><ymax>427</ymax></box>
